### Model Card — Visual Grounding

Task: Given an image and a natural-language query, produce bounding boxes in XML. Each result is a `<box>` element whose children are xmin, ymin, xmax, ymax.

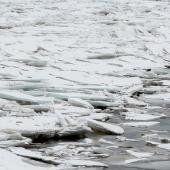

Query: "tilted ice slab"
<box><xmin>124</xmin><ymin>149</ymin><xmax>153</xmax><ymax>164</ymax></box>
<box><xmin>9</xmin><ymin>147</ymin><xmax>108</xmax><ymax>168</ymax></box>
<box><xmin>87</xmin><ymin>119</ymin><xmax>124</xmax><ymax>135</ymax></box>
<box><xmin>87</xmin><ymin>100</ymin><xmax>122</xmax><ymax>108</ymax></box>
<box><xmin>0</xmin><ymin>148</ymin><xmax>57</xmax><ymax>170</ymax></box>
<box><xmin>0</xmin><ymin>116</ymin><xmax>61</xmax><ymax>138</ymax></box>
<box><xmin>0</xmin><ymin>131</ymin><xmax>32</xmax><ymax>148</ymax></box>
<box><xmin>126</xmin><ymin>150</ymin><xmax>153</xmax><ymax>159</ymax></box>
<box><xmin>124</xmin><ymin>158</ymin><xmax>146</xmax><ymax>164</ymax></box>
<box><xmin>0</xmin><ymin>90</ymin><xmax>54</xmax><ymax>104</ymax></box>
<box><xmin>0</xmin><ymin>116</ymin><xmax>89</xmax><ymax>139</ymax></box>
<box><xmin>68</xmin><ymin>98</ymin><xmax>94</xmax><ymax>109</ymax></box>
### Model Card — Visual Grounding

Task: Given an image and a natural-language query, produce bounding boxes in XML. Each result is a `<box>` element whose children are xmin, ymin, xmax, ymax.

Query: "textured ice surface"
<box><xmin>0</xmin><ymin>0</ymin><xmax>170</xmax><ymax>169</ymax></box>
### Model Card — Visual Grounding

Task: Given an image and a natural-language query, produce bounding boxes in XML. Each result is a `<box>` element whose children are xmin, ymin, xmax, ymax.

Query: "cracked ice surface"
<box><xmin>0</xmin><ymin>0</ymin><xmax>170</xmax><ymax>169</ymax></box>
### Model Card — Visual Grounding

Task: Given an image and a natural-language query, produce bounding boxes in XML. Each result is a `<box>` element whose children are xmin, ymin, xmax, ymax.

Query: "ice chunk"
<box><xmin>88</xmin><ymin>100</ymin><xmax>121</xmax><ymax>108</ymax></box>
<box><xmin>123</xmin><ymin>96</ymin><xmax>147</xmax><ymax>107</ymax></box>
<box><xmin>66</xmin><ymin>159</ymin><xmax>108</xmax><ymax>167</ymax></box>
<box><xmin>126</xmin><ymin>150</ymin><xmax>153</xmax><ymax>158</ymax></box>
<box><xmin>123</xmin><ymin>121</ymin><xmax>160</xmax><ymax>127</ymax></box>
<box><xmin>123</xmin><ymin>112</ymin><xmax>164</xmax><ymax>121</ymax></box>
<box><xmin>0</xmin><ymin>116</ymin><xmax>89</xmax><ymax>139</ymax></box>
<box><xmin>158</xmin><ymin>143</ymin><xmax>170</xmax><ymax>150</ymax></box>
<box><xmin>0</xmin><ymin>90</ymin><xmax>53</xmax><ymax>104</ymax></box>
<box><xmin>9</xmin><ymin>147</ymin><xmax>60</xmax><ymax>165</ymax></box>
<box><xmin>89</xmin><ymin>113</ymin><xmax>112</xmax><ymax>121</ymax></box>
<box><xmin>0</xmin><ymin>131</ymin><xmax>31</xmax><ymax>148</ymax></box>
<box><xmin>68</xmin><ymin>98</ymin><xmax>94</xmax><ymax>109</ymax></box>
<box><xmin>0</xmin><ymin>148</ymin><xmax>57</xmax><ymax>170</ymax></box>
<box><xmin>87</xmin><ymin>119</ymin><xmax>124</xmax><ymax>135</ymax></box>
<box><xmin>48</xmin><ymin>92</ymin><xmax>113</xmax><ymax>101</ymax></box>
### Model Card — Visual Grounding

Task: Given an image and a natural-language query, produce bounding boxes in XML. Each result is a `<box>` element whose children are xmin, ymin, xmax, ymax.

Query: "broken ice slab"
<box><xmin>43</xmin><ymin>142</ymin><xmax>95</xmax><ymax>157</ymax></box>
<box><xmin>68</xmin><ymin>98</ymin><xmax>94</xmax><ymax>109</ymax></box>
<box><xmin>26</xmin><ymin>59</ymin><xmax>48</xmax><ymax>67</ymax></box>
<box><xmin>99</xmin><ymin>138</ymin><xmax>116</xmax><ymax>146</ymax></box>
<box><xmin>11</xmin><ymin>78</ymin><xmax>48</xmax><ymax>82</ymax></box>
<box><xmin>11</xmin><ymin>57</ymin><xmax>48</xmax><ymax>67</ymax></box>
<box><xmin>65</xmin><ymin>159</ymin><xmax>108</xmax><ymax>167</ymax></box>
<box><xmin>9</xmin><ymin>147</ymin><xmax>61</xmax><ymax>165</ymax></box>
<box><xmin>142</xmin><ymin>133</ymin><xmax>170</xmax><ymax>144</ymax></box>
<box><xmin>141</xmin><ymin>93</ymin><xmax>170</xmax><ymax>106</ymax></box>
<box><xmin>0</xmin><ymin>131</ymin><xmax>32</xmax><ymax>148</ymax></box>
<box><xmin>144</xmin><ymin>140</ymin><xmax>170</xmax><ymax>151</ymax></box>
<box><xmin>46</xmin><ymin>79</ymin><xmax>141</xmax><ymax>93</ymax></box>
<box><xmin>0</xmin><ymin>116</ymin><xmax>60</xmax><ymax>139</ymax></box>
<box><xmin>124</xmin><ymin>158</ymin><xmax>146</xmax><ymax>164</ymax></box>
<box><xmin>23</xmin><ymin>90</ymin><xmax>47</xmax><ymax>97</ymax></box>
<box><xmin>122</xmin><ymin>121</ymin><xmax>160</xmax><ymax>127</ymax></box>
<box><xmin>143</xmin><ymin>79</ymin><xmax>163</xmax><ymax>87</ymax></box>
<box><xmin>64</xmin><ymin>85</ymin><xmax>120</xmax><ymax>93</ymax></box>
<box><xmin>0</xmin><ymin>116</ymin><xmax>89</xmax><ymax>139</ymax></box>
<box><xmin>26</xmin><ymin>105</ymin><xmax>52</xmax><ymax>113</ymax></box>
<box><xmin>87</xmin><ymin>100</ymin><xmax>122</xmax><ymax>108</ymax></box>
<box><xmin>126</xmin><ymin>150</ymin><xmax>153</xmax><ymax>159</ymax></box>
<box><xmin>44</xmin><ymin>141</ymin><xmax>95</xmax><ymax>156</ymax></box>
<box><xmin>88</xmin><ymin>113</ymin><xmax>112</xmax><ymax>121</ymax></box>
<box><xmin>53</xmin><ymin>105</ymin><xmax>94</xmax><ymax>116</ymax></box>
<box><xmin>158</xmin><ymin>143</ymin><xmax>170</xmax><ymax>151</ymax></box>
<box><xmin>8</xmin><ymin>82</ymin><xmax>47</xmax><ymax>91</ymax></box>
<box><xmin>47</xmin><ymin>92</ymin><xmax>114</xmax><ymax>101</ymax></box>
<box><xmin>123</xmin><ymin>96</ymin><xmax>148</xmax><ymax>107</ymax></box>
<box><xmin>57</xmin><ymin>125</ymin><xmax>91</xmax><ymax>138</ymax></box>
<box><xmin>143</xmin><ymin>86</ymin><xmax>169</xmax><ymax>94</ymax></box>
<box><xmin>87</xmin><ymin>53</ymin><xmax>133</xmax><ymax>60</ymax></box>
<box><xmin>144</xmin><ymin>138</ymin><xmax>170</xmax><ymax>151</ymax></box>
<box><xmin>122</xmin><ymin>84</ymin><xmax>143</xmax><ymax>96</ymax></box>
<box><xmin>0</xmin><ymin>90</ymin><xmax>54</xmax><ymax>104</ymax></box>
<box><xmin>9</xmin><ymin>147</ymin><xmax>108</xmax><ymax>167</ymax></box>
<box><xmin>87</xmin><ymin>119</ymin><xmax>124</xmax><ymax>135</ymax></box>
<box><xmin>0</xmin><ymin>148</ymin><xmax>58</xmax><ymax>170</ymax></box>
<box><xmin>0</xmin><ymin>103</ymin><xmax>36</xmax><ymax>117</ymax></box>
<box><xmin>122</xmin><ymin>111</ymin><xmax>165</xmax><ymax>121</ymax></box>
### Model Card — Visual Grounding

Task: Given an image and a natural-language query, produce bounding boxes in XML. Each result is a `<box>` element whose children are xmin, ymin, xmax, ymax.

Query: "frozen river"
<box><xmin>0</xmin><ymin>0</ymin><xmax>170</xmax><ymax>169</ymax></box>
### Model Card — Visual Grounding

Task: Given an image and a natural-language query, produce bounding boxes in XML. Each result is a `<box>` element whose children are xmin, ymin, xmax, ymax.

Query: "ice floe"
<box><xmin>87</xmin><ymin>119</ymin><xmax>124</xmax><ymax>135</ymax></box>
<box><xmin>0</xmin><ymin>0</ymin><xmax>170</xmax><ymax>169</ymax></box>
<box><xmin>123</xmin><ymin>121</ymin><xmax>160</xmax><ymax>127</ymax></box>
